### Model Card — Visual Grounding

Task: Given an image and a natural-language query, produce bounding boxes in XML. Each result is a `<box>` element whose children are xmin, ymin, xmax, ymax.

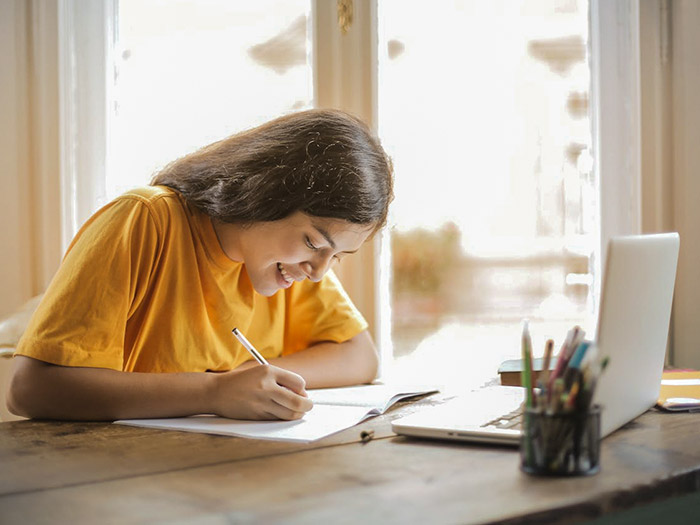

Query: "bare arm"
<box><xmin>7</xmin><ymin>330</ymin><xmax>376</xmax><ymax>420</ymax></box>
<box><xmin>6</xmin><ymin>355</ymin><xmax>312</xmax><ymax>422</ymax></box>
<box><xmin>237</xmin><ymin>330</ymin><xmax>379</xmax><ymax>389</ymax></box>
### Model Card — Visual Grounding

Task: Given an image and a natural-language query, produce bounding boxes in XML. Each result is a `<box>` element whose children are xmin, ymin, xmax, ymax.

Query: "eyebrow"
<box><xmin>313</xmin><ymin>225</ymin><xmax>359</xmax><ymax>254</ymax></box>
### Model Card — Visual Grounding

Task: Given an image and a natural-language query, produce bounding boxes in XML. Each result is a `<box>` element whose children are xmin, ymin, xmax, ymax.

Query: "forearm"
<box><xmin>8</xmin><ymin>356</ymin><xmax>215</xmax><ymax>421</ymax></box>
<box><xmin>266</xmin><ymin>330</ymin><xmax>379</xmax><ymax>389</ymax></box>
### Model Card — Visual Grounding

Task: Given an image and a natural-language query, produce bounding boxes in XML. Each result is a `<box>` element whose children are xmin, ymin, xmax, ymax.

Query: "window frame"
<box><xmin>589</xmin><ymin>0</ymin><xmax>643</xmax><ymax>322</ymax></box>
<box><xmin>57</xmin><ymin>0</ymin><xmax>116</xmax><ymax>253</ymax></box>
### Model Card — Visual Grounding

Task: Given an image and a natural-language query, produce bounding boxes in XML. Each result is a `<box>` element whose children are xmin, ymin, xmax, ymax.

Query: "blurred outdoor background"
<box><xmin>379</xmin><ymin>1</ymin><xmax>595</xmax><ymax>387</ymax></box>
<box><xmin>111</xmin><ymin>0</ymin><xmax>595</xmax><ymax>389</ymax></box>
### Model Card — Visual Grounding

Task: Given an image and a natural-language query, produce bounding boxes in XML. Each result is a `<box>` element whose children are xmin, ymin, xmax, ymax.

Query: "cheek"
<box><xmin>267</xmin><ymin>240</ymin><xmax>306</xmax><ymax>264</ymax></box>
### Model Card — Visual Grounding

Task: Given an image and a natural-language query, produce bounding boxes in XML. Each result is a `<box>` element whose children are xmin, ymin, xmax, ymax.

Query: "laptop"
<box><xmin>392</xmin><ymin>233</ymin><xmax>680</xmax><ymax>445</ymax></box>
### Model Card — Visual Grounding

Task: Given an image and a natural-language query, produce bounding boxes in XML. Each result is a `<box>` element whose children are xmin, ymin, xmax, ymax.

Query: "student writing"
<box><xmin>7</xmin><ymin>109</ymin><xmax>393</xmax><ymax>422</ymax></box>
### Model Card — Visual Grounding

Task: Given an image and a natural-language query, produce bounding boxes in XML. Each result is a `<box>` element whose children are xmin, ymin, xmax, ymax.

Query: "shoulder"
<box><xmin>118</xmin><ymin>185</ymin><xmax>181</xmax><ymax>210</ymax></box>
<box><xmin>109</xmin><ymin>185</ymin><xmax>189</xmax><ymax>227</ymax></box>
<box><xmin>69</xmin><ymin>186</ymin><xmax>184</xmax><ymax>248</ymax></box>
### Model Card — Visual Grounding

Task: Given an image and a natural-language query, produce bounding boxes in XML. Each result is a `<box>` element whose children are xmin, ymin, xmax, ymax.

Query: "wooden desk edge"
<box><xmin>493</xmin><ymin>467</ymin><xmax>700</xmax><ymax>524</ymax></box>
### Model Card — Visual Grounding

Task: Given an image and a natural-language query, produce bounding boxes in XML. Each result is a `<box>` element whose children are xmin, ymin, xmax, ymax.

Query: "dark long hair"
<box><xmin>151</xmin><ymin>109</ymin><xmax>393</xmax><ymax>231</ymax></box>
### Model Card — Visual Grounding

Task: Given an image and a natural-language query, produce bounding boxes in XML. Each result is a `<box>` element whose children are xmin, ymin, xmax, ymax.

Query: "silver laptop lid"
<box><xmin>593</xmin><ymin>233</ymin><xmax>679</xmax><ymax>437</ymax></box>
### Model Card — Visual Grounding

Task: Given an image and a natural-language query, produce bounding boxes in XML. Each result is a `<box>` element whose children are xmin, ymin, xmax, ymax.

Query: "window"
<box><xmin>58</xmin><ymin>0</ymin><xmax>658</xmax><ymax>379</ymax></box>
<box><xmin>108</xmin><ymin>0</ymin><xmax>313</xmax><ymax>200</ymax></box>
<box><xmin>378</xmin><ymin>1</ymin><xmax>595</xmax><ymax>388</ymax></box>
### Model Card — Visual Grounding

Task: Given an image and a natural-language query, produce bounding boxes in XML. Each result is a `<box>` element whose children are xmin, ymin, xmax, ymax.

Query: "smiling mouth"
<box><xmin>277</xmin><ymin>262</ymin><xmax>296</xmax><ymax>284</ymax></box>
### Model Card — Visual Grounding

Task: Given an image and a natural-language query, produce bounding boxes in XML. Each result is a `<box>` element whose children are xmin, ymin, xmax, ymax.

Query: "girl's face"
<box><xmin>213</xmin><ymin>212</ymin><xmax>374</xmax><ymax>296</ymax></box>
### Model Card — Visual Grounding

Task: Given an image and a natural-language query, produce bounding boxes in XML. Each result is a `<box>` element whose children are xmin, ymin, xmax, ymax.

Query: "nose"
<box><xmin>300</xmin><ymin>254</ymin><xmax>333</xmax><ymax>282</ymax></box>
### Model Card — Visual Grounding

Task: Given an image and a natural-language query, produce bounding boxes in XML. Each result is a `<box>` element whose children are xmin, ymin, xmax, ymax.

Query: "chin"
<box><xmin>250</xmin><ymin>283</ymin><xmax>275</xmax><ymax>297</ymax></box>
<box><xmin>251</xmin><ymin>281</ymin><xmax>280</xmax><ymax>297</ymax></box>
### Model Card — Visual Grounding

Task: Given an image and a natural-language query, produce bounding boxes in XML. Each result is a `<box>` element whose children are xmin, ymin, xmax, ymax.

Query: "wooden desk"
<box><xmin>1</xmin><ymin>402</ymin><xmax>699</xmax><ymax>524</ymax></box>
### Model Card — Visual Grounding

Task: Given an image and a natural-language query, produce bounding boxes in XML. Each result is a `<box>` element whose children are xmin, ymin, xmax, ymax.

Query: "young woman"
<box><xmin>7</xmin><ymin>109</ymin><xmax>393</xmax><ymax>422</ymax></box>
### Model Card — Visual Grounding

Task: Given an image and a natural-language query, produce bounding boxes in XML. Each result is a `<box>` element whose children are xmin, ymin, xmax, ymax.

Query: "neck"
<box><xmin>211</xmin><ymin>218</ymin><xmax>244</xmax><ymax>262</ymax></box>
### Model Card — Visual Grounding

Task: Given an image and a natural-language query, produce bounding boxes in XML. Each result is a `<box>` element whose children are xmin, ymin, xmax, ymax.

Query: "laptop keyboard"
<box><xmin>481</xmin><ymin>405</ymin><xmax>524</xmax><ymax>431</ymax></box>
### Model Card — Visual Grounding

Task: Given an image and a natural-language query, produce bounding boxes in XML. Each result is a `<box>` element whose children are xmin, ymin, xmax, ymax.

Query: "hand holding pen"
<box><xmin>197</xmin><ymin>328</ymin><xmax>314</xmax><ymax>421</ymax></box>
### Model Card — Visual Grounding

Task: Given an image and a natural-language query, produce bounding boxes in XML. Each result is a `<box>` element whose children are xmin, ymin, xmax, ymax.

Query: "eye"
<box><xmin>305</xmin><ymin>236</ymin><xmax>319</xmax><ymax>251</ymax></box>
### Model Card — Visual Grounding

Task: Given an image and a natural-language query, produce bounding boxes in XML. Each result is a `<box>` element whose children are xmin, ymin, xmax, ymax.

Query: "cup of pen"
<box><xmin>520</xmin><ymin>404</ymin><xmax>601</xmax><ymax>476</ymax></box>
<box><xmin>518</xmin><ymin>324</ymin><xmax>606</xmax><ymax>477</ymax></box>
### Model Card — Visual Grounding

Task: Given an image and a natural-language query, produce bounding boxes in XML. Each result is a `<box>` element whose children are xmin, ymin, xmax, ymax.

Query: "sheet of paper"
<box><xmin>661</xmin><ymin>379</ymin><xmax>700</xmax><ymax>386</ymax></box>
<box><xmin>308</xmin><ymin>384</ymin><xmax>438</xmax><ymax>409</ymax></box>
<box><xmin>116</xmin><ymin>404</ymin><xmax>371</xmax><ymax>443</ymax></box>
<box><xmin>116</xmin><ymin>384</ymin><xmax>439</xmax><ymax>442</ymax></box>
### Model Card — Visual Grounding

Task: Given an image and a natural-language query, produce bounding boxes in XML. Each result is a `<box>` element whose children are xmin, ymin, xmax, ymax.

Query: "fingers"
<box><xmin>262</xmin><ymin>366</ymin><xmax>312</xmax><ymax>420</ymax></box>
<box><xmin>269</xmin><ymin>383</ymin><xmax>314</xmax><ymax>415</ymax></box>
<box><xmin>260</xmin><ymin>402</ymin><xmax>307</xmax><ymax>421</ymax></box>
<box><xmin>271</xmin><ymin>366</ymin><xmax>308</xmax><ymax>396</ymax></box>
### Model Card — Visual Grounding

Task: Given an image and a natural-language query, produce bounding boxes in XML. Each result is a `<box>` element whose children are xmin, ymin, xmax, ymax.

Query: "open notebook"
<box><xmin>115</xmin><ymin>384</ymin><xmax>438</xmax><ymax>443</ymax></box>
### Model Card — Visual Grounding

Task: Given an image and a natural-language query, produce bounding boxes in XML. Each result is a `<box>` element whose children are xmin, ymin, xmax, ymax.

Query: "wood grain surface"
<box><xmin>1</xmin><ymin>405</ymin><xmax>699</xmax><ymax>524</ymax></box>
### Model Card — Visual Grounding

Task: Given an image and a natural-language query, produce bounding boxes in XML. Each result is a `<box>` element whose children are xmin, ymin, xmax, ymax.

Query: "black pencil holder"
<box><xmin>520</xmin><ymin>405</ymin><xmax>601</xmax><ymax>476</ymax></box>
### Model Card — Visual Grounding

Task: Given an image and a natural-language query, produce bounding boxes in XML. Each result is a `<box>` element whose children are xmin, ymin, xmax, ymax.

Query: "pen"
<box><xmin>539</xmin><ymin>339</ymin><xmax>554</xmax><ymax>388</ymax></box>
<box><xmin>567</xmin><ymin>340</ymin><xmax>591</xmax><ymax>370</ymax></box>
<box><xmin>232</xmin><ymin>327</ymin><xmax>269</xmax><ymax>365</ymax></box>
<box><xmin>522</xmin><ymin>320</ymin><xmax>534</xmax><ymax>409</ymax></box>
<box><xmin>549</xmin><ymin>378</ymin><xmax>564</xmax><ymax>413</ymax></box>
<box><xmin>536</xmin><ymin>339</ymin><xmax>554</xmax><ymax>409</ymax></box>
<box><xmin>550</xmin><ymin>327</ymin><xmax>585</xmax><ymax>387</ymax></box>
<box><xmin>564</xmin><ymin>380</ymin><xmax>580</xmax><ymax>412</ymax></box>
<box><xmin>548</xmin><ymin>327</ymin><xmax>575</xmax><ymax>388</ymax></box>
<box><xmin>521</xmin><ymin>320</ymin><xmax>535</xmax><ymax>466</ymax></box>
<box><xmin>562</xmin><ymin>341</ymin><xmax>591</xmax><ymax>389</ymax></box>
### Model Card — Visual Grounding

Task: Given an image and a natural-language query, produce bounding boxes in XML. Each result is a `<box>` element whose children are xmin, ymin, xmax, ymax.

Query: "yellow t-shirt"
<box><xmin>15</xmin><ymin>186</ymin><xmax>368</xmax><ymax>372</ymax></box>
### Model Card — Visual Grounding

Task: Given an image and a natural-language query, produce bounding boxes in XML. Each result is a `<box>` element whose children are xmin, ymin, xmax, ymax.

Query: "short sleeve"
<box><xmin>15</xmin><ymin>197</ymin><xmax>161</xmax><ymax>370</ymax></box>
<box><xmin>282</xmin><ymin>270</ymin><xmax>369</xmax><ymax>355</ymax></box>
